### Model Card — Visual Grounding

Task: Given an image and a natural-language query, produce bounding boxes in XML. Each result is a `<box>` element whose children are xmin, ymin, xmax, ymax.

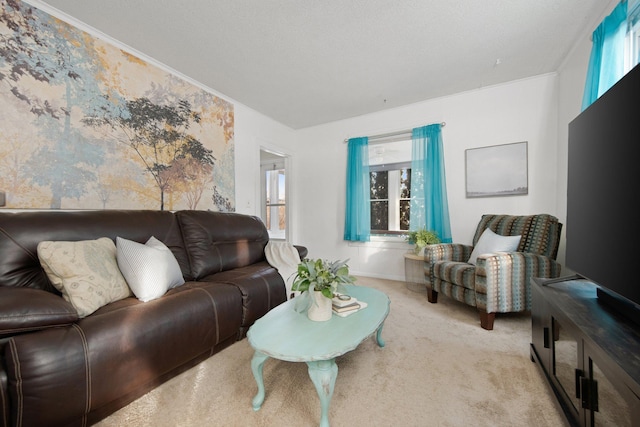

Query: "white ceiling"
<box><xmin>37</xmin><ymin>0</ymin><xmax>610</xmax><ymax>130</ymax></box>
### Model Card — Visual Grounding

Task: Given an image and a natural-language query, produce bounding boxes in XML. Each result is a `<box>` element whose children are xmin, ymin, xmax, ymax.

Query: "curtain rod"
<box><xmin>343</xmin><ymin>122</ymin><xmax>446</xmax><ymax>143</ymax></box>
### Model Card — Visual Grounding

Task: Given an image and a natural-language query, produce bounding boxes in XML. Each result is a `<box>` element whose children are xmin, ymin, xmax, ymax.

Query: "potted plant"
<box><xmin>291</xmin><ymin>258</ymin><xmax>356</xmax><ymax>321</ymax></box>
<box><xmin>406</xmin><ymin>228</ymin><xmax>440</xmax><ymax>255</ymax></box>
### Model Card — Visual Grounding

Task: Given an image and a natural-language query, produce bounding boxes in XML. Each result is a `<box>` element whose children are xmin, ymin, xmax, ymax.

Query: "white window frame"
<box><xmin>627</xmin><ymin>0</ymin><xmax>640</xmax><ymax>70</ymax></box>
<box><xmin>368</xmin><ymin>136</ymin><xmax>413</xmax><ymax>243</ymax></box>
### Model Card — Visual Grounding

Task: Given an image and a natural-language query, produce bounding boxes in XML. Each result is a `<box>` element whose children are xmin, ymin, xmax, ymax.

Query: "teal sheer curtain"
<box><xmin>344</xmin><ymin>137</ymin><xmax>371</xmax><ymax>242</ymax></box>
<box><xmin>409</xmin><ymin>124</ymin><xmax>452</xmax><ymax>243</ymax></box>
<box><xmin>582</xmin><ymin>0</ymin><xmax>628</xmax><ymax>110</ymax></box>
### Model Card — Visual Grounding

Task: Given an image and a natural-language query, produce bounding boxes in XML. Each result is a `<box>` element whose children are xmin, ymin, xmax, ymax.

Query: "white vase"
<box><xmin>307</xmin><ymin>291</ymin><xmax>333</xmax><ymax>321</ymax></box>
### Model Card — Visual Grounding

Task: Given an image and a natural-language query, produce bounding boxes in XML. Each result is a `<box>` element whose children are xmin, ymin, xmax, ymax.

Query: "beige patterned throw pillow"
<box><xmin>37</xmin><ymin>237</ymin><xmax>132</xmax><ymax>318</ymax></box>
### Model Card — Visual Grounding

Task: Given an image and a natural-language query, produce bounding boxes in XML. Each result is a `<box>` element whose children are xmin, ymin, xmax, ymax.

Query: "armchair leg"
<box><xmin>427</xmin><ymin>289</ymin><xmax>438</xmax><ymax>303</ymax></box>
<box><xmin>479</xmin><ymin>311</ymin><xmax>495</xmax><ymax>330</ymax></box>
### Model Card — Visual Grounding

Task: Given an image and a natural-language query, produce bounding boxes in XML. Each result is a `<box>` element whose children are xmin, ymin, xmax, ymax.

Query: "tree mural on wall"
<box><xmin>0</xmin><ymin>0</ymin><xmax>112</xmax><ymax>208</ymax></box>
<box><xmin>84</xmin><ymin>97</ymin><xmax>215</xmax><ymax>211</ymax></box>
<box><xmin>0</xmin><ymin>0</ymin><xmax>234</xmax><ymax>210</ymax></box>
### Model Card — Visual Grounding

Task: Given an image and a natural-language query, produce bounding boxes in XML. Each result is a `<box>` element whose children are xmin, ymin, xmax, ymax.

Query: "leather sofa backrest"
<box><xmin>176</xmin><ymin>210</ymin><xmax>269</xmax><ymax>279</ymax></box>
<box><xmin>472</xmin><ymin>214</ymin><xmax>563</xmax><ymax>260</ymax></box>
<box><xmin>0</xmin><ymin>210</ymin><xmax>191</xmax><ymax>292</ymax></box>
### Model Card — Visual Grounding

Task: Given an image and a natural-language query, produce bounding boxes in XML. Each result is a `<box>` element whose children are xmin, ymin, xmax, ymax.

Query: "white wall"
<box><xmin>22</xmin><ymin>0</ymin><xmax>619</xmax><ymax>282</ymax></box>
<box><xmin>153</xmin><ymin>2</ymin><xmax>619</xmax><ymax>283</ymax></box>
<box><xmin>233</xmin><ymin>104</ymin><xmax>296</xmax><ymax>211</ymax></box>
<box><xmin>160</xmin><ymin>0</ymin><xmax>615</xmax><ymax>284</ymax></box>
<box><xmin>194</xmin><ymin>0</ymin><xmax>619</xmax><ymax>283</ymax></box>
<box><xmin>285</xmin><ymin>0</ymin><xmax>618</xmax><ymax>281</ymax></box>
<box><xmin>294</xmin><ymin>74</ymin><xmax>560</xmax><ymax>281</ymax></box>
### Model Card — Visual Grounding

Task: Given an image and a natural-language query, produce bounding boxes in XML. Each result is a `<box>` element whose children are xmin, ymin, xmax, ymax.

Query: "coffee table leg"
<box><xmin>375</xmin><ymin>322</ymin><xmax>386</xmax><ymax>347</ymax></box>
<box><xmin>251</xmin><ymin>350</ymin><xmax>269</xmax><ymax>411</ymax></box>
<box><xmin>306</xmin><ymin>359</ymin><xmax>337</xmax><ymax>427</ymax></box>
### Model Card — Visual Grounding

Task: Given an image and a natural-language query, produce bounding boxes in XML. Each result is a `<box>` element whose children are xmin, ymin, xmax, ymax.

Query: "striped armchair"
<box><xmin>425</xmin><ymin>214</ymin><xmax>562</xmax><ymax>330</ymax></box>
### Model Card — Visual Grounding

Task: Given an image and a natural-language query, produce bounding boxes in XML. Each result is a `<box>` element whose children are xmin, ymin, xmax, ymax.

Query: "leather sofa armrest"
<box><xmin>0</xmin><ymin>348</ymin><xmax>7</xmax><ymax>427</ymax></box>
<box><xmin>0</xmin><ymin>287</ymin><xmax>78</xmax><ymax>337</ymax></box>
<box><xmin>294</xmin><ymin>245</ymin><xmax>308</xmax><ymax>260</ymax></box>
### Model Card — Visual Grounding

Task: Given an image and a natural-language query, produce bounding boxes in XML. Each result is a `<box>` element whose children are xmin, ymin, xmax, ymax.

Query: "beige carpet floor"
<box><xmin>95</xmin><ymin>277</ymin><xmax>568</xmax><ymax>427</ymax></box>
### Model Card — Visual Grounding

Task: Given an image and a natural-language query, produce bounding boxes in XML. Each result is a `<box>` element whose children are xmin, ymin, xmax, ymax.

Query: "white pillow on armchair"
<box><xmin>467</xmin><ymin>228</ymin><xmax>521</xmax><ymax>265</ymax></box>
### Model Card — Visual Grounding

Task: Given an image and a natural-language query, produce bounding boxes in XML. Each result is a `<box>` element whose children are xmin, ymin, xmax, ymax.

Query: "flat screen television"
<box><xmin>566</xmin><ymin>62</ymin><xmax>640</xmax><ymax>324</ymax></box>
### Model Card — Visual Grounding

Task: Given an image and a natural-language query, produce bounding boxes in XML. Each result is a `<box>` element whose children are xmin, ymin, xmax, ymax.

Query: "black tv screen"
<box><xmin>566</xmin><ymin>63</ymin><xmax>640</xmax><ymax>312</ymax></box>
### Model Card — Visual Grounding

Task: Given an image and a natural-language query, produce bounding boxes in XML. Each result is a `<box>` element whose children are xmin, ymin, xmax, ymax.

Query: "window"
<box><xmin>368</xmin><ymin>139</ymin><xmax>412</xmax><ymax>235</ymax></box>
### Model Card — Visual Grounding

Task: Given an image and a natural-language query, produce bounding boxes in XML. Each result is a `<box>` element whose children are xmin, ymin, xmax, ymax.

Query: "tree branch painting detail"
<box><xmin>0</xmin><ymin>0</ymin><xmax>235</xmax><ymax>211</ymax></box>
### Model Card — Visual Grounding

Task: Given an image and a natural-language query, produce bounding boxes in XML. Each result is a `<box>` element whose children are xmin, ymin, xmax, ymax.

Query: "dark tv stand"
<box><xmin>595</xmin><ymin>286</ymin><xmax>640</xmax><ymax>329</ymax></box>
<box><xmin>538</xmin><ymin>273</ymin><xmax>584</xmax><ymax>286</ymax></box>
<box><xmin>530</xmin><ymin>278</ymin><xmax>640</xmax><ymax>426</ymax></box>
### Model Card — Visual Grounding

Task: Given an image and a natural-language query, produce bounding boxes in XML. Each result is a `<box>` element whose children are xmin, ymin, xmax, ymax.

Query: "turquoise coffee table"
<box><xmin>247</xmin><ymin>285</ymin><xmax>390</xmax><ymax>427</ymax></box>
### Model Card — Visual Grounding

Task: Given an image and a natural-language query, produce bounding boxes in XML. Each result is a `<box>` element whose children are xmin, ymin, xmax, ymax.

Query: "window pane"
<box><xmin>265</xmin><ymin>205</ymin><xmax>270</xmax><ymax>228</ymax></box>
<box><xmin>400</xmin><ymin>168</ymin><xmax>411</xmax><ymax>231</ymax></box>
<box><xmin>371</xmin><ymin>201</ymin><xmax>388</xmax><ymax>230</ymax></box>
<box><xmin>370</xmin><ymin>171</ymin><xmax>388</xmax><ymax>199</ymax></box>
<box><xmin>400</xmin><ymin>200</ymin><xmax>410</xmax><ymax>230</ymax></box>
<box><xmin>400</xmin><ymin>168</ymin><xmax>411</xmax><ymax>198</ymax></box>
<box><xmin>265</xmin><ymin>169</ymin><xmax>286</xmax><ymax>239</ymax></box>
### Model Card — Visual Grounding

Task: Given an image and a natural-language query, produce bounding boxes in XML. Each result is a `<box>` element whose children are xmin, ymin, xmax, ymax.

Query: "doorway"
<box><xmin>260</xmin><ymin>149</ymin><xmax>288</xmax><ymax>240</ymax></box>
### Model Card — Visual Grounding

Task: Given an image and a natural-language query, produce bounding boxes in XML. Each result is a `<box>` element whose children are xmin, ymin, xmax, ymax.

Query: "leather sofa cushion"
<box><xmin>0</xmin><ymin>287</ymin><xmax>78</xmax><ymax>337</ymax></box>
<box><xmin>202</xmin><ymin>261</ymin><xmax>287</xmax><ymax>336</ymax></box>
<box><xmin>4</xmin><ymin>282</ymin><xmax>243</xmax><ymax>427</ymax></box>
<box><xmin>0</xmin><ymin>210</ymin><xmax>191</xmax><ymax>291</ymax></box>
<box><xmin>176</xmin><ymin>210</ymin><xmax>269</xmax><ymax>279</ymax></box>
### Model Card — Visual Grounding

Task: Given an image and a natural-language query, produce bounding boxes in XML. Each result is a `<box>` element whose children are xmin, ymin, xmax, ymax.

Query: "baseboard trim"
<box><xmin>350</xmin><ymin>271</ymin><xmax>405</xmax><ymax>282</ymax></box>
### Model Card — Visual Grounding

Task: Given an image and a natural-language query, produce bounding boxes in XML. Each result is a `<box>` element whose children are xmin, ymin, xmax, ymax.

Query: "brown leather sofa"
<box><xmin>0</xmin><ymin>209</ymin><xmax>307</xmax><ymax>427</ymax></box>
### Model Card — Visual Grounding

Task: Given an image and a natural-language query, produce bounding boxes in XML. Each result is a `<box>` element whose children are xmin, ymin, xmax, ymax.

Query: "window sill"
<box><xmin>348</xmin><ymin>235</ymin><xmax>411</xmax><ymax>249</ymax></box>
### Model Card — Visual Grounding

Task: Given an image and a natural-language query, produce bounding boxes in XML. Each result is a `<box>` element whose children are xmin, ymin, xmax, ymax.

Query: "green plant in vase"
<box><xmin>292</xmin><ymin>258</ymin><xmax>356</xmax><ymax>298</ymax></box>
<box><xmin>405</xmin><ymin>228</ymin><xmax>440</xmax><ymax>254</ymax></box>
<box><xmin>291</xmin><ymin>258</ymin><xmax>357</xmax><ymax>321</ymax></box>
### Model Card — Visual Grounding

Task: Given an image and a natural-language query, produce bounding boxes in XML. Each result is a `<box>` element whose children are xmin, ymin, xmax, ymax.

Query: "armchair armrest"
<box><xmin>424</xmin><ymin>243</ymin><xmax>473</xmax><ymax>290</ymax></box>
<box><xmin>424</xmin><ymin>243</ymin><xmax>473</xmax><ymax>264</ymax></box>
<box><xmin>474</xmin><ymin>252</ymin><xmax>562</xmax><ymax>314</ymax></box>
